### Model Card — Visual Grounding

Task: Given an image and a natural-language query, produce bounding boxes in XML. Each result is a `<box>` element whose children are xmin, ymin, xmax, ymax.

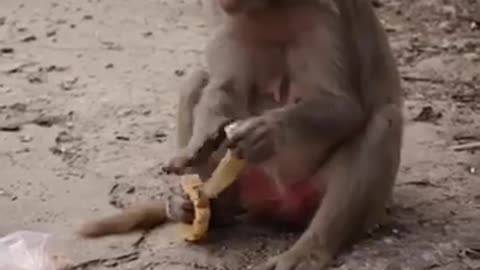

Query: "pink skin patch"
<box><xmin>266</xmin><ymin>78</ymin><xmax>283</xmax><ymax>103</ymax></box>
<box><xmin>265</xmin><ymin>78</ymin><xmax>301</xmax><ymax>104</ymax></box>
<box><xmin>237</xmin><ymin>167</ymin><xmax>322</xmax><ymax>223</ymax></box>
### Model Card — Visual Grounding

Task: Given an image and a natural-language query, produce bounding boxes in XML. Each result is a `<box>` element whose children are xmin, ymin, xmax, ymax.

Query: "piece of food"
<box><xmin>180</xmin><ymin>174</ymin><xmax>211</xmax><ymax>242</ymax></box>
<box><xmin>202</xmin><ymin>149</ymin><xmax>246</xmax><ymax>198</ymax></box>
<box><xmin>180</xmin><ymin>122</ymin><xmax>246</xmax><ymax>242</ymax></box>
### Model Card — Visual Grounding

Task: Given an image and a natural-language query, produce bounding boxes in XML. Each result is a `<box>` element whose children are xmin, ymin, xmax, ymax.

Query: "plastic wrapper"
<box><xmin>0</xmin><ymin>231</ymin><xmax>61</xmax><ymax>270</ymax></box>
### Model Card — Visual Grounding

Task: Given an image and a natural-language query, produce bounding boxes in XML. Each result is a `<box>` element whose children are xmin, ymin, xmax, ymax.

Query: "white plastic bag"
<box><xmin>0</xmin><ymin>231</ymin><xmax>55</xmax><ymax>270</ymax></box>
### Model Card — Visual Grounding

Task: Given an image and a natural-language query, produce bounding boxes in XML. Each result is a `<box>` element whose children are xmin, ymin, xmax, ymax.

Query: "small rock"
<box><xmin>0</xmin><ymin>62</ymin><xmax>32</xmax><ymax>74</ymax></box>
<box><xmin>126</xmin><ymin>186</ymin><xmax>135</xmax><ymax>194</ymax></box>
<box><xmin>20</xmin><ymin>35</ymin><xmax>37</xmax><ymax>42</ymax></box>
<box><xmin>56</xmin><ymin>19</ymin><xmax>67</xmax><ymax>25</ymax></box>
<box><xmin>33</xmin><ymin>115</ymin><xmax>64</xmax><ymax>127</ymax></box>
<box><xmin>15</xmin><ymin>148</ymin><xmax>30</xmax><ymax>153</ymax></box>
<box><xmin>0</xmin><ymin>17</ymin><xmax>5</xmax><ymax>26</ymax></box>
<box><xmin>115</xmin><ymin>135</ymin><xmax>130</xmax><ymax>141</ymax></box>
<box><xmin>142</xmin><ymin>31</ymin><xmax>153</xmax><ymax>38</ymax></box>
<box><xmin>413</xmin><ymin>106</ymin><xmax>442</xmax><ymax>123</ymax></box>
<box><xmin>55</xmin><ymin>131</ymin><xmax>76</xmax><ymax>144</ymax></box>
<box><xmin>471</xmin><ymin>22</ymin><xmax>479</xmax><ymax>31</ymax></box>
<box><xmin>60</xmin><ymin>77</ymin><xmax>79</xmax><ymax>91</ymax></box>
<box><xmin>117</xmin><ymin>109</ymin><xmax>134</xmax><ymax>117</ymax></box>
<box><xmin>153</xmin><ymin>130</ymin><xmax>167</xmax><ymax>143</ymax></box>
<box><xmin>49</xmin><ymin>145</ymin><xmax>66</xmax><ymax>155</ymax></box>
<box><xmin>174</xmin><ymin>69</ymin><xmax>185</xmax><ymax>76</ymax></box>
<box><xmin>19</xmin><ymin>134</ymin><xmax>33</xmax><ymax>142</ymax></box>
<box><xmin>10</xmin><ymin>102</ymin><xmax>27</xmax><ymax>112</ymax></box>
<box><xmin>82</xmin><ymin>14</ymin><xmax>93</xmax><ymax>20</ymax></box>
<box><xmin>0</xmin><ymin>124</ymin><xmax>21</xmax><ymax>132</ymax></box>
<box><xmin>0</xmin><ymin>188</ymin><xmax>17</xmax><ymax>201</ymax></box>
<box><xmin>46</xmin><ymin>30</ymin><xmax>57</xmax><ymax>37</ymax></box>
<box><xmin>101</xmin><ymin>41</ymin><xmax>123</xmax><ymax>51</ymax></box>
<box><xmin>0</xmin><ymin>47</ymin><xmax>14</xmax><ymax>54</ymax></box>
<box><xmin>46</xmin><ymin>65</ymin><xmax>68</xmax><ymax>72</ymax></box>
<box><xmin>27</xmin><ymin>72</ymin><xmax>44</xmax><ymax>84</ymax></box>
<box><xmin>105</xmin><ymin>63</ymin><xmax>114</xmax><ymax>69</ymax></box>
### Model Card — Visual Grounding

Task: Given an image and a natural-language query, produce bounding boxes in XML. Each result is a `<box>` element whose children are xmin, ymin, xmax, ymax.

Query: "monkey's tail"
<box><xmin>77</xmin><ymin>202</ymin><xmax>168</xmax><ymax>238</ymax></box>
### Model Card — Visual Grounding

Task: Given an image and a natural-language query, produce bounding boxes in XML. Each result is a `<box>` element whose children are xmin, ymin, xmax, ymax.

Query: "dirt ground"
<box><xmin>0</xmin><ymin>0</ymin><xmax>479</xmax><ymax>269</ymax></box>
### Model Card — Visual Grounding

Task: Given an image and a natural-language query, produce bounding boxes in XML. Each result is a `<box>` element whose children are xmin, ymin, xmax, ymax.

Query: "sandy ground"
<box><xmin>0</xmin><ymin>0</ymin><xmax>480</xmax><ymax>269</ymax></box>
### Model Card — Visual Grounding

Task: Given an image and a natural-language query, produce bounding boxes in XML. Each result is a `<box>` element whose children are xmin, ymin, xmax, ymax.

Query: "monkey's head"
<box><xmin>218</xmin><ymin>0</ymin><xmax>281</xmax><ymax>15</ymax></box>
<box><xmin>217</xmin><ymin>0</ymin><xmax>336</xmax><ymax>15</ymax></box>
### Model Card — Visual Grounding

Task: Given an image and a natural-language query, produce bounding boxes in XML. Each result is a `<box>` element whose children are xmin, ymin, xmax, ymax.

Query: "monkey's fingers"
<box><xmin>164</xmin><ymin>123</ymin><xmax>231</xmax><ymax>175</ymax></box>
<box><xmin>163</xmin><ymin>154</ymin><xmax>193</xmax><ymax>175</ymax></box>
<box><xmin>203</xmin><ymin>122</ymin><xmax>246</xmax><ymax>198</ymax></box>
<box><xmin>225</xmin><ymin>117</ymin><xmax>266</xmax><ymax>148</ymax></box>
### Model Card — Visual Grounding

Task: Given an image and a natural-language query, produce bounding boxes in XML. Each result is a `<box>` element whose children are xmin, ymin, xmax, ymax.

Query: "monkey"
<box><xmin>163</xmin><ymin>0</ymin><xmax>404</xmax><ymax>269</ymax></box>
<box><xmin>79</xmin><ymin>0</ymin><xmax>404</xmax><ymax>269</ymax></box>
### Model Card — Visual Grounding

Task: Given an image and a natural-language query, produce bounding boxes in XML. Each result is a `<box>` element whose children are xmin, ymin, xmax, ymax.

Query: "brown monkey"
<box><xmin>80</xmin><ymin>1</ymin><xmax>404</xmax><ymax>270</ymax></box>
<box><xmin>163</xmin><ymin>0</ymin><xmax>404</xmax><ymax>269</ymax></box>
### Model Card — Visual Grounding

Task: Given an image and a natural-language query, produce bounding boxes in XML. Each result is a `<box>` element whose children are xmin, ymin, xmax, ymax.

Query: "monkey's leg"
<box><xmin>255</xmin><ymin>105</ymin><xmax>403</xmax><ymax>270</ymax></box>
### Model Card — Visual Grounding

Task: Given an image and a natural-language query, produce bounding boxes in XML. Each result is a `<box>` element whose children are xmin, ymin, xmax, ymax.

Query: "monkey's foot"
<box><xmin>253</xmin><ymin>247</ymin><xmax>331</xmax><ymax>270</ymax></box>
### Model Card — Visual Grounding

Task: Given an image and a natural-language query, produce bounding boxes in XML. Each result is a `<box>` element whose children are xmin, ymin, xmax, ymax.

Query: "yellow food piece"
<box><xmin>180</xmin><ymin>122</ymin><xmax>246</xmax><ymax>242</ymax></box>
<box><xmin>202</xmin><ymin>150</ymin><xmax>246</xmax><ymax>198</ymax></box>
<box><xmin>180</xmin><ymin>175</ymin><xmax>210</xmax><ymax>242</ymax></box>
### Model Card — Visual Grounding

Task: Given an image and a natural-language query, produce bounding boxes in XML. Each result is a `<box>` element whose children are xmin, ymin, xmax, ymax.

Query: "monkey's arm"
<box><xmin>165</xmin><ymin>26</ymin><xmax>251</xmax><ymax>173</ymax></box>
<box><xmin>225</xmin><ymin>90</ymin><xmax>366</xmax><ymax>164</ymax></box>
<box><xmin>278</xmin><ymin>92</ymin><xmax>366</xmax><ymax>143</ymax></box>
<box><xmin>165</xmin><ymin>78</ymin><xmax>247</xmax><ymax>174</ymax></box>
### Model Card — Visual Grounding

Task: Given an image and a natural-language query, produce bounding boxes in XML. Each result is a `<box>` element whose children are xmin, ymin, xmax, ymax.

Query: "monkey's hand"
<box><xmin>227</xmin><ymin>114</ymin><xmax>281</xmax><ymax>164</ymax></box>
<box><xmin>163</xmin><ymin>148</ymin><xmax>196</xmax><ymax>175</ymax></box>
<box><xmin>163</xmin><ymin>122</ymin><xmax>230</xmax><ymax>175</ymax></box>
<box><xmin>253</xmin><ymin>245</ymin><xmax>332</xmax><ymax>270</ymax></box>
<box><xmin>166</xmin><ymin>184</ymin><xmax>195</xmax><ymax>223</ymax></box>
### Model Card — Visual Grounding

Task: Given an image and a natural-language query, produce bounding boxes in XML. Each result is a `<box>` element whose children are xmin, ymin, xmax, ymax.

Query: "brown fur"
<box><xmin>77</xmin><ymin>202</ymin><xmax>168</xmax><ymax>238</ymax></box>
<box><xmin>80</xmin><ymin>1</ymin><xmax>404</xmax><ymax>269</ymax></box>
